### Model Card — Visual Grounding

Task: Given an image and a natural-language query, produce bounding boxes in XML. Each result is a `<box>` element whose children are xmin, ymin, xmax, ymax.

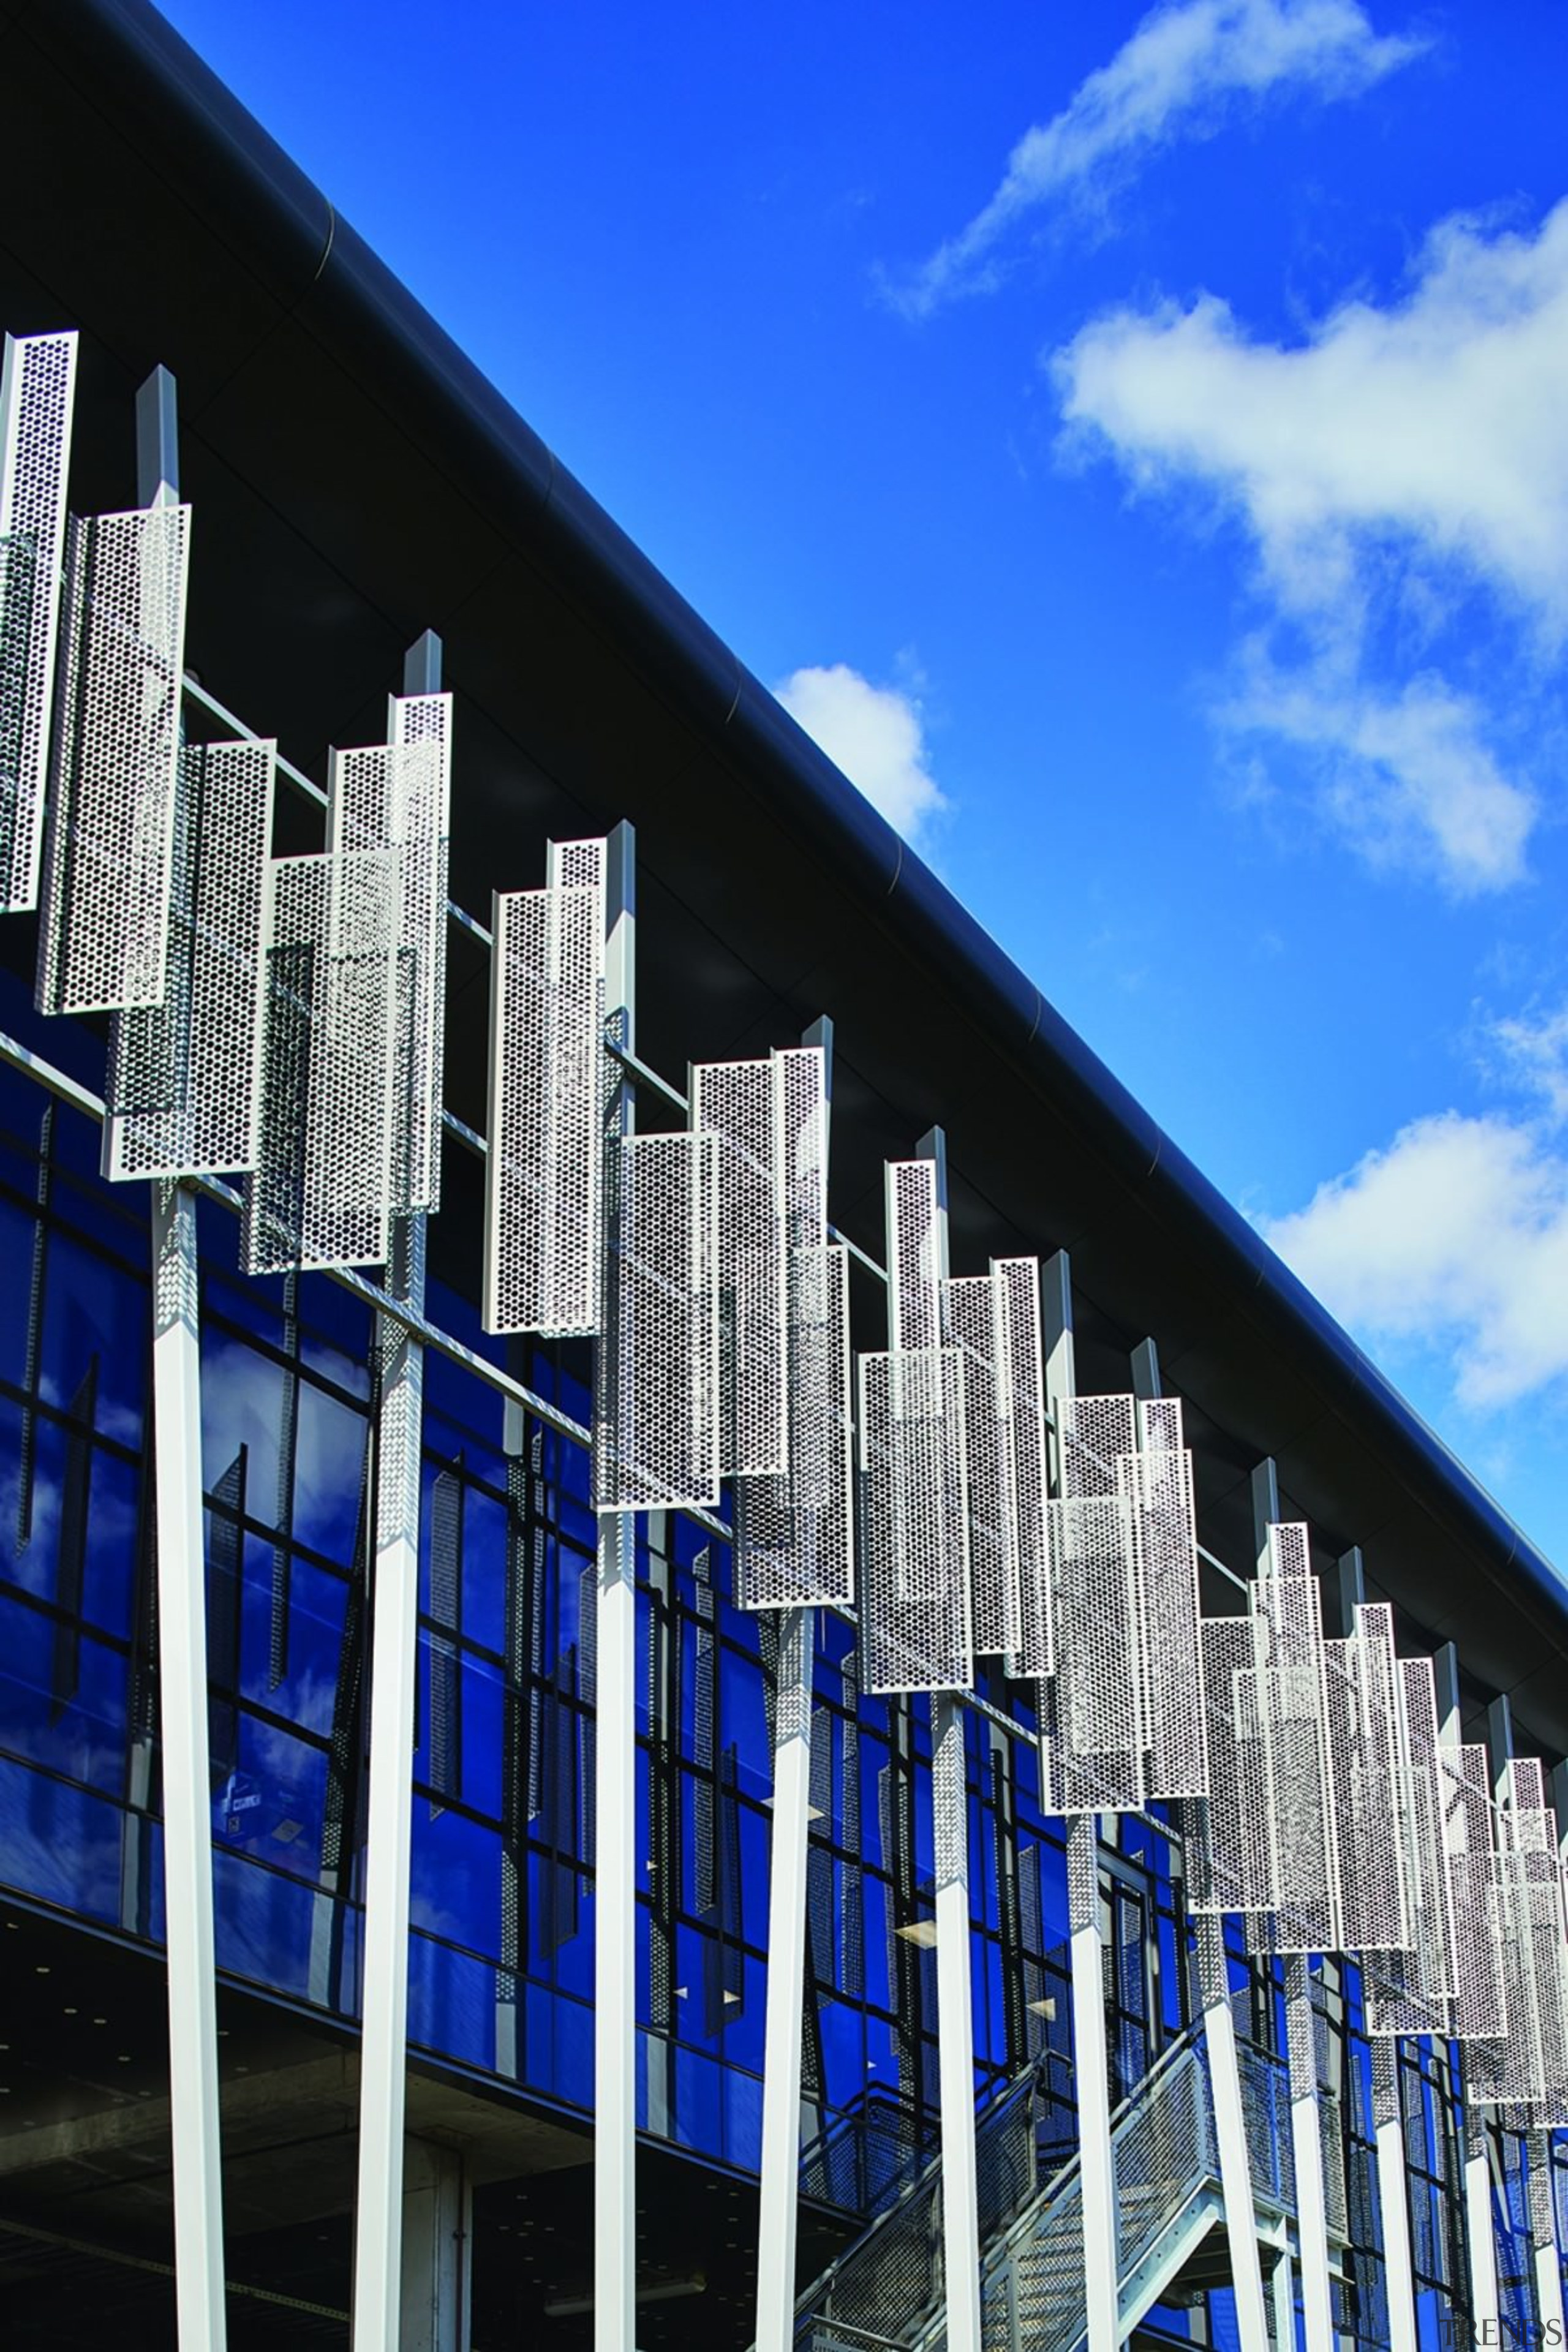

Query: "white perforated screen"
<box><xmin>1324</xmin><ymin>1605</ymin><xmax>1408</xmax><ymax>1956</ymax></box>
<box><xmin>0</xmin><ymin>331</ymin><xmax>76</xmax><ymax>913</ymax></box>
<box><xmin>886</xmin><ymin>1159</ymin><xmax>941</xmax><ymax>1352</ymax></box>
<box><xmin>996</xmin><ymin>1256</ymin><xmax>1050</xmax><ymax>1676</ymax></box>
<box><xmin>736</xmin><ymin>1242</ymin><xmax>854</xmax><ymax>1609</ymax></box>
<box><xmin>483</xmin><ymin>839</ymin><xmax>606</xmax><ymax>1336</ymax></box>
<box><xmin>858</xmin><ymin>1346</ymin><xmax>970</xmax><ymax>1694</ymax></box>
<box><xmin>1254</xmin><ymin>1559</ymin><xmax>1340</xmax><ymax>1953</ymax></box>
<box><xmin>1196</xmin><ymin>1615</ymin><xmax>1275</xmax><ymax>1914</ymax></box>
<box><xmin>943</xmin><ymin>1272</ymin><xmax>1018</xmax><ymax>1656</ymax></box>
<box><xmin>692</xmin><ymin>1056</ymin><xmax>788</xmax><ymax>1478</ymax></box>
<box><xmin>37</xmin><ymin>502</ymin><xmax>191</xmax><ymax>1016</ymax></box>
<box><xmin>594</xmin><ymin>1130</ymin><xmax>720</xmax><ymax>1512</ymax></box>
<box><xmin>103</xmin><ymin>738</ymin><xmax>274</xmax><ymax>1182</ymax></box>
<box><xmin>241</xmin><ymin>848</ymin><xmax>401</xmax><ymax>1273</ymax></box>
<box><xmin>1127</xmin><ymin>1414</ymin><xmax>1207</xmax><ymax>1800</ymax></box>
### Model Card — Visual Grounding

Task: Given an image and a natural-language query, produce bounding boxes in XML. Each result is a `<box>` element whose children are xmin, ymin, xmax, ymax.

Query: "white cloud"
<box><xmin>1258</xmin><ymin>1110</ymin><xmax>1568</xmax><ymax>1409</ymax></box>
<box><xmin>1055</xmin><ymin>202</ymin><xmax>1568</xmax><ymax>630</ymax></box>
<box><xmin>1222</xmin><ymin>661</ymin><xmax>1536</xmax><ymax>893</ymax></box>
<box><xmin>1488</xmin><ymin>1001</ymin><xmax>1568</xmax><ymax>1123</ymax></box>
<box><xmin>1053</xmin><ymin>198</ymin><xmax>1568</xmax><ymax>889</ymax></box>
<box><xmin>774</xmin><ymin>662</ymin><xmax>947</xmax><ymax>842</ymax></box>
<box><xmin>896</xmin><ymin>0</ymin><xmax>1422</xmax><ymax>316</ymax></box>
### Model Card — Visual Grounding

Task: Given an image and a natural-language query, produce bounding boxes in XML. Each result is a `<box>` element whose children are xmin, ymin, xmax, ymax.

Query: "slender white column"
<box><xmin>1270</xmin><ymin>2244</ymin><xmax>1297</xmax><ymax>2352</ymax></box>
<box><xmin>151</xmin><ymin>1179</ymin><xmax>229</xmax><ymax>2351</ymax></box>
<box><xmin>353</xmin><ymin>1213</ymin><xmax>426</xmax><ymax>2350</ymax></box>
<box><xmin>1464</xmin><ymin>2112</ymin><xmax>1501</xmax><ymax>2342</ymax></box>
<box><xmin>595</xmin><ymin>823</ymin><xmax>638</xmax><ymax>2352</ymax></box>
<box><xmin>934</xmin><ymin>1692</ymin><xmax>982</xmax><ymax>2352</ymax></box>
<box><xmin>1069</xmin><ymin>1813</ymin><xmax>1121</xmax><ymax>2352</ymax></box>
<box><xmin>1196</xmin><ymin>1915</ymin><xmax>1271</xmax><ymax>2352</ymax></box>
<box><xmin>1045</xmin><ymin>1256</ymin><xmax>1118</xmax><ymax>2352</ymax></box>
<box><xmin>399</xmin><ymin>2141</ymin><xmax>472</xmax><ymax>2352</ymax></box>
<box><xmin>754</xmin><ymin>1606</ymin><xmax>813</xmax><ymax>2352</ymax></box>
<box><xmin>1284</xmin><ymin>1958</ymin><xmax>1334</xmax><ymax>2352</ymax></box>
<box><xmin>1371</xmin><ymin>2039</ymin><xmax>1420</xmax><ymax>2352</ymax></box>
<box><xmin>1129</xmin><ymin>1342</ymin><xmax>1267</xmax><ymax>2352</ymax></box>
<box><xmin>353</xmin><ymin>632</ymin><xmax>442</xmax><ymax>2351</ymax></box>
<box><xmin>1530</xmin><ymin>2135</ymin><xmax>1566</xmax><ymax>2352</ymax></box>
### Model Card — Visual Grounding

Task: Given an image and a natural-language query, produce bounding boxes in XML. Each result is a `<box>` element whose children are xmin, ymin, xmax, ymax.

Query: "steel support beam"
<box><xmin>353</xmin><ymin>634</ymin><xmax>442</xmax><ymax>2351</ymax></box>
<box><xmin>1132</xmin><ymin>1338</ymin><xmax>1268</xmax><ymax>2352</ymax></box>
<box><xmin>1336</xmin><ymin>1551</ymin><xmax>1418</xmax><ymax>2352</ymax></box>
<box><xmin>595</xmin><ymin>821</ymin><xmax>638</xmax><ymax>2352</ymax></box>
<box><xmin>914</xmin><ymin>1127</ymin><xmax>982</xmax><ymax>2352</ymax></box>
<box><xmin>151</xmin><ymin>1180</ymin><xmax>229</xmax><ymax>2352</ymax></box>
<box><xmin>754</xmin><ymin>1019</ymin><xmax>833</xmax><ymax>2352</ymax></box>
<box><xmin>1047</xmin><ymin>1256</ymin><xmax>1118</xmax><ymax>2352</ymax></box>
<box><xmin>141</xmin><ymin>371</ymin><xmax>228</xmax><ymax>2352</ymax></box>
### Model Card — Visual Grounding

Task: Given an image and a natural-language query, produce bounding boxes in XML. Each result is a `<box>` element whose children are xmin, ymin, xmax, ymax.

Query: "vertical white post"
<box><xmin>1270</xmin><ymin>2244</ymin><xmax>1297</xmax><ymax>2352</ymax></box>
<box><xmin>398</xmin><ymin>2142</ymin><xmax>472</xmax><ymax>2352</ymax></box>
<box><xmin>754</xmin><ymin>1607</ymin><xmax>813</xmax><ymax>2352</ymax></box>
<box><xmin>1370</xmin><ymin>2010</ymin><xmax>1420</xmax><ymax>2352</ymax></box>
<box><xmin>1529</xmin><ymin>2136</ymin><xmax>1565</xmax><ymax>2352</ymax></box>
<box><xmin>152</xmin><ymin>1180</ymin><xmax>230</xmax><ymax>2352</ymax></box>
<box><xmin>353</xmin><ymin>633</ymin><xmax>442</xmax><ymax>2352</ymax></box>
<box><xmin>1044</xmin><ymin>1255</ymin><xmax>1118</xmax><ymax>2352</ymax></box>
<box><xmin>934</xmin><ymin>1691</ymin><xmax>983</xmax><ymax>2352</ymax></box>
<box><xmin>1332</xmin><ymin>1546</ymin><xmax>1419</xmax><ymax>2352</ymax></box>
<box><xmin>1197</xmin><ymin>1918</ymin><xmax>1272</xmax><ymax>2352</ymax></box>
<box><xmin>595</xmin><ymin>821</ymin><xmax>638</xmax><ymax>2352</ymax></box>
<box><xmin>1284</xmin><ymin>1956</ymin><xmax>1335</xmax><ymax>2352</ymax></box>
<box><xmin>913</xmin><ymin>1126</ymin><xmax>982</xmax><ymax>2352</ymax></box>
<box><xmin>1436</xmin><ymin>1649</ymin><xmax>1500</xmax><ymax>2345</ymax></box>
<box><xmin>1131</xmin><ymin>1340</ymin><xmax>1268</xmax><ymax>2352</ymax></box>
<box><xmin>140</xmin><ymin>371</ymin><xmax>229</xmax><ymax>2352</ymax></box>
<box><xmin>755</xmin><ymin>1015</ymin><xmax>835</xmax><ymax>2352</ymax></box>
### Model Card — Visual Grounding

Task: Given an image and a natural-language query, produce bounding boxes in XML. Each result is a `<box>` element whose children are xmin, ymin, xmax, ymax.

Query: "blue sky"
<box><xmin>157</xmin><ymin>0</ymin><xmax>1568</xmax><ymax>1573</ymax></box>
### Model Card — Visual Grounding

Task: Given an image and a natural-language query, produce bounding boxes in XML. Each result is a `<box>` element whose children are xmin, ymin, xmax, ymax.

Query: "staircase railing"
<box><xmin>787</xmin><ymin>2056</ymin><xmax>1047</xmax><ymax>2352</ymax></box>
<box><xmin>910</xmin><ymin>2024</ymin><xmax>1218</xmax><ymax>2352</ymax></box>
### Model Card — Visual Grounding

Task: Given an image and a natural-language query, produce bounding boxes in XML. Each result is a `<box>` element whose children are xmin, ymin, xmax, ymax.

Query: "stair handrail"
<box><xmin>902</xmin><ymin>2021</ymin><xmax>1216</xmax><ymax>2352</ymax></box>
<box><xmin>786</xmin><ymin>2046</ymin><xmax>1047</xmax><ymax>2339</ymax></box>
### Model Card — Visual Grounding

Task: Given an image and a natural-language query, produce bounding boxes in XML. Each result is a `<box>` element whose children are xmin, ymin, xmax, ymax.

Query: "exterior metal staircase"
<box><xmin>785</xmin><ymin>2016</ymin><xmax>1333</xmax><ymax>2352</ymax></box>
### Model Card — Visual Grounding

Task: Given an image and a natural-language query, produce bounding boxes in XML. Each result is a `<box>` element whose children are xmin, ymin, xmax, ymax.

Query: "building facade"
<box><xmin>1</xmin><ymin>6</ymin><xmax>1567</xmax><ymax>2352</ymax></box>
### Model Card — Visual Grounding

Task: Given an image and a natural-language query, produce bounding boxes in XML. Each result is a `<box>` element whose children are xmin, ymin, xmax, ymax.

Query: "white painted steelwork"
<box><xmin>242</xmin><ymin>846</ymin><xmax>401</xmax><ymax>1273</ymax></box>
<box><xmin>104</xmin><ymin>737</ymin><xmax>274</xmax><ymax>1182</ymax></box>
<box><xmin>594</xmin><ymin>1127</ymin><xmax>721</xmax><ymax>1512</ymax></box>
<box><xmin>483</xmin><ymin>837</ymin><xmax>606</xmax><ymax>1336</ymax></box>
<box><xmin>37</xmin><ymin>500</ymin><xmax>191</xmax><ymax>1014</ymax></box>
<box><xmin>0</xmin><ymin>330</ymin><xmax>77</xmax><ymax>912</ymax></box>
<box><xmin>692</xmin><ymin>1053</ymin><xmax>789</xmax><ymax>1477</ymax></box>
<box><xmin>151</xmin><ymin>1182</ymin><xmax>229</xmax><ymax>2352</ymax></box>
<box><xmin>858</xmin><ymin>1344</ymin><xmax>970</xmax><ymax>1694</ymax></box>
<box><xmin>330</xmin><ymin>691</ymin><xmax>452</xmax><ymax>1214</ymax></box>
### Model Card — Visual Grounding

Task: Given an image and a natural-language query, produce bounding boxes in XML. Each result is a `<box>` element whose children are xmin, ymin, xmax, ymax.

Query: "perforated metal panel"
<box><xmin>483</xmin><ymin>838</ymin><xmax>606</xmax><ymax>1336</ymax></box>
<box><xmin>1439</xmin><ymin>1742</ymin><xmax>1506</xmax><ymax>2041</ymax></box>
<box><xmin>886</xmin><ymin>1158</ymin><xmax>941</xmax><ymax>1352</ymax></box>
<box><xmin>1254</xmin><ymin>1555</ymin><xmax>1340</xmax><ymax>1953</ymax></box>
<box><xmin>1057</xmin><ymin>1391</ymin><xmax>1135</xmax><ymax>1501</ymax></box>
<box><xmin>1494</xmin><ymin>1765</ymin><xmax>1568</xmax><ymax>2117</ymax></box>
<box><xmin>594</xmin><ymin>1130</ymin><xmax>720</xmax><ymax>1512</ymax></box>
<box><xmin>1127</xmin><ymin>1412</ymin><xmax>1207</xmax><ymax>1800</ymax></box>
<box><xmin>1196</xmin><ymin>1614</ymin><xmax>1275</xmax><ymax>1914</ymax></box>
<box><xmin>996</xmin><ymin>1256</ymin><xmax>1050</xmax><ymax>1676</ymax></box>
<box><xmin>0</xmin><ymin>331</ymin><xmax>77</xmax><ymax>913</ymax></box>
<box><xmin>241</xmin><ymin>848</ymin><xmax>401</xmax><ymax>1274</ymax></box>
<box><xmin>328</xmin><ymin>692</ymin><xmax>452</xmax><ymax>1213</ymax></box>
<box><xmin>775</xmin><ymin>1044</ymin><xmax>828</xmax><ymax>1246</ymax></box>
<box><xmin>944</xmin><ymin>1271</ymin><xmax>1019</xmax><ymax>1656</ymax></box>
<box><xmin>1324</xmin><ymin>1604</ymin><xmax>1408</xmax><ymax>1957</ymax></box>
<box><xmin>103</xmin><ymin>738</ymin><xmax>274</xmax><ymax>1181</ymax></box>
<box><xmin>858</xmin><ymin>1346</ymin><xmax>970</xmax><ymax>1694</ymax></box>
<box><xmin>37</xmin><ymin>502</ymin><xmax>191</xmax><ymax>1015</ymax></box>
<box><xmin>692</xmin><ymin>1055</ymin><xmax>788</xmax><ymax>1478</ymax></box>
<box><xmin>735</xmin><ymin>1242</ymin><xmax>853</xmax><ymax>1608</ymax></box>
<box><xmin>1040</xmin><ymin>1392</ymin><xmax>1144</xmax><ymax>1814</ymax></box>
<box><xmin>1365</xmin><ymin>1660</ymin><xmax>1457</xmax><ymax>2036</ymax></box>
